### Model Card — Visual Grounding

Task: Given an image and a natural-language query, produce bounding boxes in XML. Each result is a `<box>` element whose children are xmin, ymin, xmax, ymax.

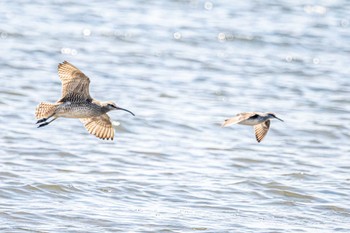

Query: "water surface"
<box><xmin>0</xmin><ymin>0</ymin><xmax>349</xmax><ymax>232</ymax></box>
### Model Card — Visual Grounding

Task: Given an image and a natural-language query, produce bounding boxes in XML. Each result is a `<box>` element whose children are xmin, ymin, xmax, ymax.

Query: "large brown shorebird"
<box><xmin>222</xmin><ymin>112</ymin><xmax>283</xmax><ymax>143</ymax></box>
<box><xmin>35</xmin><ymin>61</ymin><xmax>134</xmax><ymax>140</ymax></box>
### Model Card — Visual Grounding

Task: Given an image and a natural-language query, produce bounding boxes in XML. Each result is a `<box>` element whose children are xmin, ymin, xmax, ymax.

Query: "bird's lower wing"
<box><xmin>254</xmin><ymin>120</ymin><xmax>270</xmax><ymax>142</ymax></box>
<box><xmin>80</xmin><ymin>114</ymin><xmax>114</xmax><ymax>140</ymax></box>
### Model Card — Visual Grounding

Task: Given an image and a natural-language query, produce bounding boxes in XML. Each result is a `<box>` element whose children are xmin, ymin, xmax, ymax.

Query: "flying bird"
<box><xmin>222</xmin><ymin>112</ymin><xmax>283</xmax><ymax>142</ymax></box>
<box><xmin>35</xmin><ymin>61</ymin><xmax>134</xmax><ymax>140</ymax></box>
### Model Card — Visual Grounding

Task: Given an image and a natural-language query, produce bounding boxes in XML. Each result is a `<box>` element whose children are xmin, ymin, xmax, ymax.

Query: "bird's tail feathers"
<box><xmin>35</xmin><ymin>102</ymin><xmax>58</xmax><ymax>119</ymax></box>
<box><xmin>221</xmin><ymin>117</ymin><xmax>238</xmax><ymax>127</ymax></box>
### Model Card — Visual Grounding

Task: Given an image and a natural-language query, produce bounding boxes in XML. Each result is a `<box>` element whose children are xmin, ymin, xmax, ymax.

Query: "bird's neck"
<box><xmin>93</xmin><ymin>100</ymin><xmax>110</xmax><ymax>113</ymax></box>
<box><xmin>100</xmin><ymin>106</ymin><xmax>110</xmax><ymax>113</ymax></box>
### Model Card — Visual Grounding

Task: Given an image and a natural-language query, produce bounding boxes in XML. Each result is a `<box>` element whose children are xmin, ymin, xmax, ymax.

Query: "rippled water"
<box><xmin>1</xmin><ymin>0</ymin><xmax>350</xmax><ymax>232</ymax></box>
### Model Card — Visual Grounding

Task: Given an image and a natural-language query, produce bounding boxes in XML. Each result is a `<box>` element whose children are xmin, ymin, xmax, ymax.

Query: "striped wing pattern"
<box><xmin>254</xmin><ymin>120</ymin><xmax>270</xmax><ymax>143</ymax></box>
<box><xmin>80</xmin><ymin>114</ymin><xmax>114</xmax><ymax>140</ymax></box>
<box><xmin>57</xmin><ymin>61</ymin><xmax>92</xmax><ymax>102</ymax></box>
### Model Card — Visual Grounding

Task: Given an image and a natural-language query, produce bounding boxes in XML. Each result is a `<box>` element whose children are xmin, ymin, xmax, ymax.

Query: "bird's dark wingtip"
<box><xmin>58</xmin><ymin>61</ymin><xmax>68</xmax><ymax>68</ymax></box>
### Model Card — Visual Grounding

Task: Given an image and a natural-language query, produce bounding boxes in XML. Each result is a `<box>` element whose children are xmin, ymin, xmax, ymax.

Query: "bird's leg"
<box><xmin>36</xmin><ymin>118</ymin><xmax>47</xmax><ymax>124</ymax></box>
<box><xmin>38</xmin><ymin>117</ymin><xmax>57</xmax><ymax>128</ymax></box>
<box><xmin>36</xmin><ymin>114</ymin><xmax>55</xmax><ymax>124</ymax></box>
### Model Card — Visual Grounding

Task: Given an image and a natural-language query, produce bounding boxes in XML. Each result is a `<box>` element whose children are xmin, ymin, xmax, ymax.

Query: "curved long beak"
<box><xmin>274</xmin><ymin>116</ymin><xmax>284</xmax><ymax>122</ymax></box>
<box><xmin>115</xmin><ymin>106</ymin><xmax>135</xmax><ymax>116</ymax></box>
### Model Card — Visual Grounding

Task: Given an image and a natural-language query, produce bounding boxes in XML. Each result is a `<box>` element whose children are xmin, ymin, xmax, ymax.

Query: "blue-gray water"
<box><xmin>1</xmin><ymin>1</ymin><xmax>350</xmax><ymax>232</ymax></box>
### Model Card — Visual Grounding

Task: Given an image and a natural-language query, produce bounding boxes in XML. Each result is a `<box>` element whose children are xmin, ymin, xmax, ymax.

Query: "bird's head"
<box><xmin>102</xmin><ymin>101</ymin><xmax>135</xmax><ymax>116</ymax></box>
<box><xmin>267</xmin><ymin>112</ymin><xmax>283</xmax><ymax>122</ymax></box>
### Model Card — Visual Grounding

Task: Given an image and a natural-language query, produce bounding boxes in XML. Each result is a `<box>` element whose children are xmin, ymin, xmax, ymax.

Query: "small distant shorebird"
<box><xmin>35</xmin><ymin>61</ymin><xmax>135</xmax><ymax>140</ymax></box>
<box><xmin>222</xmin><ymin>112</ymin><xmax>283</xmax><ymax>142</ymax></box>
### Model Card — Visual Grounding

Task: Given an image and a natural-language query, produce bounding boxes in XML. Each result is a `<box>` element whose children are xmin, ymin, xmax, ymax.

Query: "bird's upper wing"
<box><xmin>80</xmin><ymin>114</ymin><xmax>114</xmax><ymax>140</ymax></box>
<box><xmin>57</xmin><ymin>61</ymin><xmax>92</xmax><ymax>102</ymax></box>
<box><xmin>254</xmin><ymin>120</ymin><xmax>270</xmax><ymax>143</ymax></box>
<box><xmin>222</xmin><ymin>112</ymin><xmax>257</xmax><ymax>127</ymax></box>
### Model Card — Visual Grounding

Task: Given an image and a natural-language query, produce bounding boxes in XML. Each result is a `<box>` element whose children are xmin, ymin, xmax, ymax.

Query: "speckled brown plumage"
<box><xmin>35</xmin><ymin>61</ymin><xmax>134</xmax><ymax>140</ymax></box>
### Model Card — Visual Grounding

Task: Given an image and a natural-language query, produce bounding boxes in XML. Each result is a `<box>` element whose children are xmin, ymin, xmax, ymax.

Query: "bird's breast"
<box><xmin>238</xmin><ymin>117</ymin><xmax>266</xmax><ymax>126</ymax></box>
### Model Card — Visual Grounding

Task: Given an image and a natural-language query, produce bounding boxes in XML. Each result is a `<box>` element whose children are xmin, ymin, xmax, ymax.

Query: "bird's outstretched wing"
<box><xmin>254</xmin><ymin>120</ymin><xmax>270</xmax><ymax>143</ymax></box>
<box><xmin>57</xmin><ymin>61</ymin><xmax>92</xmax><ymax>102</ymax></box>
<box><xmin>222</xmin><ymin>112</ymin><xmax>257</xmax><ymax>127</ymax></box>
<box><xmin>80</xmin><ymin>114</ymin><xmax>114</xmax><ymax>140</ymax></box>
